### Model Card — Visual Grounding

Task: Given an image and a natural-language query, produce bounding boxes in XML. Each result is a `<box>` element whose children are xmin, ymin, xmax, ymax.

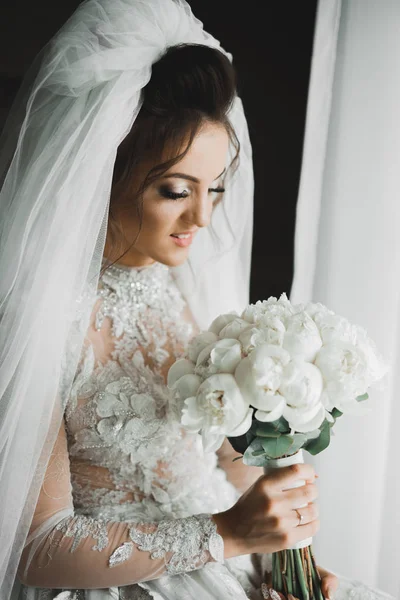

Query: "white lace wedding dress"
<box><xmin>15</xmin><ymin>260</ymin><xmax>394</xmax><ymax>600</ymax></box>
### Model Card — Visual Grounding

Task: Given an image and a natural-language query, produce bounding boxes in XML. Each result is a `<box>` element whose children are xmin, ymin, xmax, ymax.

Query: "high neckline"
<box><xmin>95</xmin><ymin>255</ymin><xmax>183</xmax><ymax>340</ymax></box>
<box><xmin>101</xmin><ymin>257</ymin><xmax>164</xmax><ymax>273</ymax></box>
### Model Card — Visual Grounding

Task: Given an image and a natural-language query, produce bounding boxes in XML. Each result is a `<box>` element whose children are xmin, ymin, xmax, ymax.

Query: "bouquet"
<box><xmin>167</xmin><ymin>293</ymin><xmax>389</xmax><ymax>600</ymax></box>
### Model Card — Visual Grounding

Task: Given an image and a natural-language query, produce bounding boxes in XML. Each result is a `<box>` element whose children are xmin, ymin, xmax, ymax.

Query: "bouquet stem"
<box><xmin>269</xmin><ymin>546</ymin><xmax>324</xmax><ymax>600</ymax></box>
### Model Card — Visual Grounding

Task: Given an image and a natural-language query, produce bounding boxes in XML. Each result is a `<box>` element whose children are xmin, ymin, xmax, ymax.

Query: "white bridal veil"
<box><xmin>0</xmin><ymin>1</ymin><xmax>254</xmax><ymax>597</ymax></box>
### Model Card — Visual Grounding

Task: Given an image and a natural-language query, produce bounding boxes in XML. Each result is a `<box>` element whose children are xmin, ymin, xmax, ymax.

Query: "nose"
<box><xmin>189</xmin><ymin>190</ymin><xmax>213</xmax><ymax>228</ymax></box>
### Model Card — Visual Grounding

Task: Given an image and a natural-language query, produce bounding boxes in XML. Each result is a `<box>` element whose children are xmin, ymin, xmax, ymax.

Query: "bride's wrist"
<box><xmin>211</xmin><ymin>511</ymin><xmax>237</xmax><ymax>560</ymax></box>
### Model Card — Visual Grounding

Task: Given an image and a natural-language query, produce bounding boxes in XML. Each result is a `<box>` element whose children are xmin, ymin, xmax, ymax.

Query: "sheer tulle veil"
<box><xmin>0</xmin><ymin>1</ymin><xmax>254</xmax><ymax>597</ymax></box>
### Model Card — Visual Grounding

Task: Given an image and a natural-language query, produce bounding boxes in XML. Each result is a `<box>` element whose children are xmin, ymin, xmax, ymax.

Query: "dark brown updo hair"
<box><xmin>103</xmin><ymin>43</ymin><xmax>240</xmax><ymax>271</ymax></box>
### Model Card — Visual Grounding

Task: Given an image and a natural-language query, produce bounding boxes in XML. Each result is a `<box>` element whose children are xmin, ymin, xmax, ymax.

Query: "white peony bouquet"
<box><xmin>167</xmin><ymin>293</ymin><xmax>389</xmax><ymax>600</ymax></box>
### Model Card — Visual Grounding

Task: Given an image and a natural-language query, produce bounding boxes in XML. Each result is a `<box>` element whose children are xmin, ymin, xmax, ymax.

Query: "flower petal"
<box><xmin>208</xmin><ymin>312</ymin><xmax>239</xmax><ymax>336</ymax></box>
<box><xmin>167</xmin><ymin>358</ymin><xmax>195</xmax><ymax>389</ymax></box>
<box><xmin>219</xmin><ymin>318</ymin><xmax>252</xmax><ymax>340</ymax></box>
<box><xmin>181</xmin><ymin>396</ymin><xmax>203</xmax><ymax>432</ymax></box>
<box><xmin>228</xmin><ymin>406</ymin><xmax>253</xmax><ymax>437</ymax></box>
<box><xmin>96</xmin><ymin>392</ymin><xmax>121</xmax><ymax>418</ymax></box>
<box><xmin>284</xmin><ymin>403</ymin><xmax>326</xmax><ymax>433</ymax></box>
<box><xmin>175</xmin><ymin>373</ymin><xmax>203</xmax><ymax>401</ymax></box>
<box><xmin>187</xmin><ymin>331</ymin><xmax>218</xmax><ymax>363</ymax></box>
<box><xmin>254</xmin><ymin>397</ymin><xmax>286</xmax><ymax>422</ymax></box>
<box><xmin>195</xmin><ymin>339</ymin><xmax>242</xmax><ymax>378</ymax></box>
<box><xmin>202</xmin><ymin>430</ymin><xmax>225</xmax><ymax>453</ymax></box>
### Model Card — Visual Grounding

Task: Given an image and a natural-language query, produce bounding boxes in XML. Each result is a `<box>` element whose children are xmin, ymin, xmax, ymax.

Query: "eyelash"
<box><xmin>159</xmin><ymin>187</ymin><xmax>225</xmax><ymax>201</ymax></box>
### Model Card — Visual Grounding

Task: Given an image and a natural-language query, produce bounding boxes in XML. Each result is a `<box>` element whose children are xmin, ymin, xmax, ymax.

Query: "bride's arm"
<box><xmin>216</xmin><ymin>437</ymin><xmax>262</xmax><ymax>494</ymax></box>
<box><xmin>17</xmin><ymin>418</ymin><xmax>224</xmax><ymax>590</ymax></box>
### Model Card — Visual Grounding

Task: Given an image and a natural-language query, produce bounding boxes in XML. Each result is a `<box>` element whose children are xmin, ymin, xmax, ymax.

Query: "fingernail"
<box><xmin>315</xmin><ymin>474</ymin><xmax>319</xmax><ymax>479</ymax></box>
<box><xmin>326</xmin><ymin>586</ymin><xmax>333</xmax><ymax>599</ymax></box>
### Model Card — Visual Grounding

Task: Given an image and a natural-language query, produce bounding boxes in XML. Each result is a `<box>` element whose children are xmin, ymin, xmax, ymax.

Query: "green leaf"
<box><xmin>255</xmin><ymin>429</ymin><xmax>281</xmax><ymax>438</ymax></box>
<box><xmin>303</xmin><ymin>420</ymin><xmax>331</xmax><ymax>456</ymax></box>
<box><xmin>286</xmin><ymin>433</ymin><xmax>307</xmax><ymax>455</ymax></box>
<box><xmin>243</xmin><ymin>438</ymin><xmax>268</xmax><ymax>466</ymax></box>
<box><xmin>271</xmin><ymin>416</ymin><xmax>291</xmax><ymax>433</ymax></box>
<box><xmin>253</xmin><ymin>416</ymin><xmax>290</xmax><ymax>438</ymax></box>
<box><xmin>356</xmin><ymin>393</ymin><xmax>369</xmax><ymax>402</ymax></box>
<box><xmin>330</xmin><ymin>408</ymin><xmax>343</xmax><ymax>419</ymax></box>
<box><xmin>260</xmin><ymin>435</ymin><xmax>294</xmax><ymax>459</ymax></box>
<box><xmin>305</xmin><ymin>429</ymin><xmax>320</xmax><ymax>440</ymax></box>
<box><xmin>253</xmin><ymin>421</ymin><xmax>278</xmax><ymax>436</ymax></box>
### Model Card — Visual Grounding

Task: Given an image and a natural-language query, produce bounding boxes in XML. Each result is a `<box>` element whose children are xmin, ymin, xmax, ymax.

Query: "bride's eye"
<box><xmin>157</xmin><ymin>185</ymin><xmax>225</xmax><ymax>203</ymax></box>
<box><xmin>209</xmin><ymin>186</ymin><xmax>225</xmax><ymax>206</ymax></box>
<box><xmin>158</xmin><ymin>186</ymin><xmax>190</xmax><ymax>200</ymax></box>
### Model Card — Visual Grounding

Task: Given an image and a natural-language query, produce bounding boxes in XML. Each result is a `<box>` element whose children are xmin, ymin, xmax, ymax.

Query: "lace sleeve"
<box><xmin>17</xmin><ymin>418</ymin><xmax>224</xmax><ymax>589</ymax></box>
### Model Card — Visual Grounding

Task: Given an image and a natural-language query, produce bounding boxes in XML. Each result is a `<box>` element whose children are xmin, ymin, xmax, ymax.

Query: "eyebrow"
<box><xmin>162</xmin><ymin>167</ymin><xmax>226</xmax><ymax>184</ymax></box>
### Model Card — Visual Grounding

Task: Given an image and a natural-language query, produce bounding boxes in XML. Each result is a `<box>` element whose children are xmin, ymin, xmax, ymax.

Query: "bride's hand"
<box><xmin>212</xmin><ymin>462</ymin><xmax>320</xmax><ymax>558</ymax></box>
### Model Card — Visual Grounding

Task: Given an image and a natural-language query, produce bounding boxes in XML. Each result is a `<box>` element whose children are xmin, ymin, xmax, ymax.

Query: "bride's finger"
<box><xmin>291</xmin><ymin>503</ymin><xmax>319</xmax><ymax>527</ymax></box>
<box><xmin>285</xmin><ymin>482</ymin><xmax>319</xmax><ymax>506</ymax></box>
<box><xmin>316</xmin><ymin>564</ymin><xmax>339</xmax><ymax>599</ymax></box>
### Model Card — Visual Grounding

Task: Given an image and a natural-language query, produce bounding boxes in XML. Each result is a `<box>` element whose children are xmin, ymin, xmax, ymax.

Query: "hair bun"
<box><xmin>142</xmin><ymin>43</ymin><xmax>236</xmax><ymax>117</ymax></box>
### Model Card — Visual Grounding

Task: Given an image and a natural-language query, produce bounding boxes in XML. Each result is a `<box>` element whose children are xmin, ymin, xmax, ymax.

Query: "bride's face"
<box><xmin>105</xmin><ymin>121</ymin><xmax>230</xmax><ymax>267</ymax></box>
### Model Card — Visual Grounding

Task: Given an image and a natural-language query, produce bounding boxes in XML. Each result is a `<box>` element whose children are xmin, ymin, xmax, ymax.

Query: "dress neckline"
<box><xmin>95</xmin><ymin>255</ymin><xmax>184</xmax><ymax>343</ymax></box>
<box><xmin>101</xmin><ymin>257</ymin><xmax>165</xmax><ymax>273</ymax></box>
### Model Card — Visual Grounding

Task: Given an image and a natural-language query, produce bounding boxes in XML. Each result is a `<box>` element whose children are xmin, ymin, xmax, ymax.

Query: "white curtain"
<box><xmin>290</xmin><ymin>0</ymin><xmax>400</xmax><ymax>596</ymax></box>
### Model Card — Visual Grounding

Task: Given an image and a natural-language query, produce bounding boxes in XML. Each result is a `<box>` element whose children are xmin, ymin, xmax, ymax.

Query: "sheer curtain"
<box><xmin>290</xmin><ymin>0</ymin><xmax>400</xmax><ymax>596</ymax></box>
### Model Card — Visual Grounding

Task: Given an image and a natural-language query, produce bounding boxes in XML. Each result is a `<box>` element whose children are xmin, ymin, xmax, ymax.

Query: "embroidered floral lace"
<box><xmin>17</xmin><ymin>260</ymin><xmax>238</xmax><ymax>591</ymax></box>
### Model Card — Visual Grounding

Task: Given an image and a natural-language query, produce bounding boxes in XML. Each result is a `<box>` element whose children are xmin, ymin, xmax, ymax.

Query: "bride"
<box><xmin>0</xmin><ymin>1</ymin><xmax>394</xmax><ymax>599</ymax></box>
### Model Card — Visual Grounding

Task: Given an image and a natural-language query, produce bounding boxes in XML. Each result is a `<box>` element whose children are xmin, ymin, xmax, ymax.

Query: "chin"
<box><xmin>153</xmin><ymin>247</ymin><xmax>190</xmax><ymax>268</ymax></box>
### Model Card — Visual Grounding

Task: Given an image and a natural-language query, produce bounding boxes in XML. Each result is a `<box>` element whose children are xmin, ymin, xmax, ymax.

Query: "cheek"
<box><xmin>143</xmin><ymin>201</ymin><xmax>182</xmax><ymax>233</ymax></box>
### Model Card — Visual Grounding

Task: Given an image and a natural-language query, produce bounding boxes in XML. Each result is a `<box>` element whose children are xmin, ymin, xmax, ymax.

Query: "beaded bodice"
<box><xmin>64</xmin><ymin>259</ymin><xmax>237</xmax><ymax>523</ymax></box>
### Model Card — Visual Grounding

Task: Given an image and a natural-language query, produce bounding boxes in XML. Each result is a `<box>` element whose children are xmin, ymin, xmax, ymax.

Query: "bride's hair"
<box><xmin>104</xmin><ymin>43</ymin><xmax>240</xmax><ymax>268</ymax></box>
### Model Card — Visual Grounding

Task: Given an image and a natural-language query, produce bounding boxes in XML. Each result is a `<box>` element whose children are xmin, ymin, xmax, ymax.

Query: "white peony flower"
<box><xmin>321</xmin><ymin>380</ymin><xmax>371</xmax><ymax>415</ymax></box>
<box><xmin>195</xmin><ymin>339</ymin><xmax>243</xmax><ymax>378</ymax></box>
<box><xmin>181</xmin><ymin>373</ymin><xmax>253</xmax><ymax>452</ymax></box>
<box><xmin>314</xmin><ymin>341</ymin><xmax>373</xmax><ymax>413</ymax></box>
<box><xmin>208</xmin><ymin>312</ymin><xmax>239</xmax><ymax>336</ymax></box>
<box><xmin>283</xmin><ymin>311</ymin><xmax>323</xmax><ymax>362</ymax></box>
<box><xmin>351</xmin><ymin>324</ymin><xmax>389</xmax><ymax>383</ymax></box>
<box><xmin>314</xmin><ymin>312</ymin><xmax>354</xmax><ymax>345</ymax></box>
<box><xmin>186</xmin><ymin>331</ymin><xmax>218</xmax><ymax>363</ymax></box>
<box><xmin>279</xmin><ymin>359</ymin><xmax>326</xmax><ymax>432</ymax></box>
<box><xmin>235</xmin><ymin>343</ymin><xmax>290</xmax><ymax>422</ymax></box>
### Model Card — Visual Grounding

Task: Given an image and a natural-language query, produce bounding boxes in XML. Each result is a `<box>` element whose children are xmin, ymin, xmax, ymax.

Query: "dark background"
<box><xmin>0</xmin><ymin>1</ymin><xmax>317</xmax><ymax>303</ymax></box>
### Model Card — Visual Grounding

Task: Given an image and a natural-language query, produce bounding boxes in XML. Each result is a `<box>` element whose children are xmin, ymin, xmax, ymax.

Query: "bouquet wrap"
<box><xmin>263</xmin><ymin>449</ymin><xmax>311</xmax><ymax>550</ymax></box>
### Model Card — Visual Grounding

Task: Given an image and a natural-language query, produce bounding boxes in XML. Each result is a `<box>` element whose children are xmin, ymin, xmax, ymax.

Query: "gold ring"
<box><xmin>294</xmin><ymin>508</ymin><xmax>304</xmax><ymax>526</ymax></box>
